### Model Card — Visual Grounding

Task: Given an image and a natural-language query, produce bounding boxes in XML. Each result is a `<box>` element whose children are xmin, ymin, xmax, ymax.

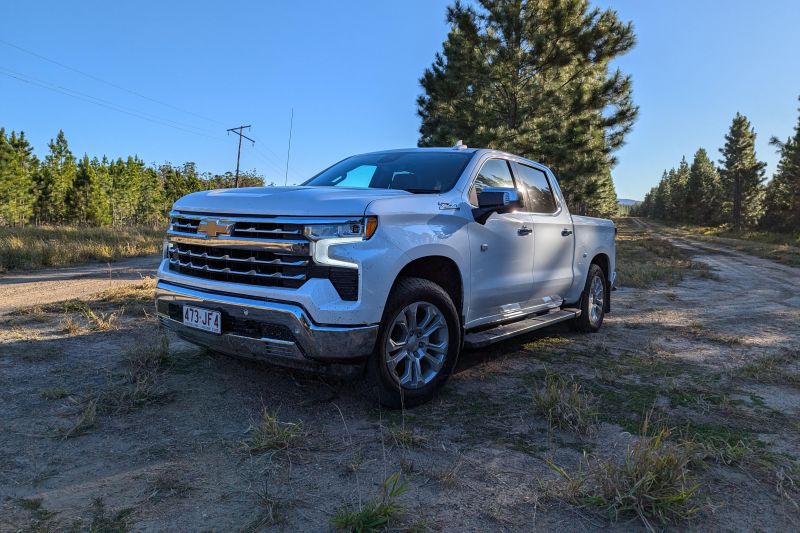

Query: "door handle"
<box><xmin>518</xmin><ymin>226</ymin><xmax>533</xmax><ymax>236</ymax></box>
<box><xmin>561</xmin><ymin>228</ymin><xmax>573</xmax><ymax>236</ymax></box>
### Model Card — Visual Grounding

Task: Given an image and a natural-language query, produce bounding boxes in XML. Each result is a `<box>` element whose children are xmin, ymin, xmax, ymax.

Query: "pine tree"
<box><xmin>109</xmin><ymin>157</ymin><xmax>145</xmax><ymax>226</ymax></box>
<box><xmin>762</xmin><ymin>97</ymin><xmax>800</xmax><ymax>231</ymax></box>
<box><xmin>0</xmin><ymin>130</ymin><xmax>38</xmax><ymax>226</ymax></box>
<box><xmin>667</xmin><ymin>159</ymin><xmax>690</xmax><ymax>221</ymax></box>
<box><xmin>69</xmin><ymin>155</ymin><xmax>111</xmax><ymax>225</ymax></box>
<box><xmin>685</xmin><ymin>148</ymin><xmax>722</xmax><ymax>225</ymax></box>
<box><xmin>0</xmin><ymin>129</ymin><xmax>13</xmax><ymax>225</ymax></box>
<box><xmin>652</xmin><ymin>171</ymin><xmax>671</xmax><ymax>220</ymax></box>
<box><xmin>417</xmin><ymin>0</ymin><xmax>637</xmax><ymax>216</ymax></box>
<box><xmin>719</xmin><ymin>114</ymin><xmax>766</xmax><ymax>229</ymax></box>
<box><xmin>136</xmin><ymin>166</ymin><xmax>166</xmax><ymax>226</ymax></box>
<box><xmin>36</xmin><ymin>130</ymin><xmax>77</xmax><ymax>224</ymax></box>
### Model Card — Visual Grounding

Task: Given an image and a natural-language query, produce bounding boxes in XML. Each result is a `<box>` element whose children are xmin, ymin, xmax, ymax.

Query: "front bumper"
<box><xmin>155</xmin><ymin>281</ymin><xmax>378</xmax><ymax>369</ymax></box>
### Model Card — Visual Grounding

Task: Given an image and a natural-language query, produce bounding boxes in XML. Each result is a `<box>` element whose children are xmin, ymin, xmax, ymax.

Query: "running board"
<box><xmin>463</xmin><ymin>309</ymin><xmax>580</xmax><ymax>349</ymax></box>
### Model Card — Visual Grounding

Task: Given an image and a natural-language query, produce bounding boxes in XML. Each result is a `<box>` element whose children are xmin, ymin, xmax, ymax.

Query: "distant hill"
<box><xmin>618</xmin><ymin>198</ymin><xmax>641</xmax><ymax>206</ymax></box>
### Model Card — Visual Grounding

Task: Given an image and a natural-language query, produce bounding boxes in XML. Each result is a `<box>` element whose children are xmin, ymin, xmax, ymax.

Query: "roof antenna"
<box><xmin>453</xmin><ymin>140</ymin><xmax>467</xmax><ymax>150</ymax></box>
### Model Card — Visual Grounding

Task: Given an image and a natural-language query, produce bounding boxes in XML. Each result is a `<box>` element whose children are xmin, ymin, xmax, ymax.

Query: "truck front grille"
<box><xmin>166</xmin><ymin>211</ymin><xmax>359</xmax><ymax>300</ymax></box>
<box><xmin>168</xmin><ymin>241</ymin><xmax>309</xmax><ymax>288</ymax></box>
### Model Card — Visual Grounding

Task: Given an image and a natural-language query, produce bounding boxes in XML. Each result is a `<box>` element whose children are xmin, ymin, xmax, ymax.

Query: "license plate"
<box><xmin>182</xmin><ymin>305</ymin><xmax>221</xmax><ymax>334</ymax></box>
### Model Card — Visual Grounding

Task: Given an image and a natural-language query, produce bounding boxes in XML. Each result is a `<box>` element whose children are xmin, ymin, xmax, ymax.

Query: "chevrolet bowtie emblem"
<box><xmin>197</xmin><ymin>219</ymin><xmax>232</xmax><ymax>238</ymax></box>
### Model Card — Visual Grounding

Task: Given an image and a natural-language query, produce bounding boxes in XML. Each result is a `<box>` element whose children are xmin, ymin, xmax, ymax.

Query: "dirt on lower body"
<box><xmin>1</xmin><ymin>227</ymin><xmax>799</xmax><ymax>532</ymax></box>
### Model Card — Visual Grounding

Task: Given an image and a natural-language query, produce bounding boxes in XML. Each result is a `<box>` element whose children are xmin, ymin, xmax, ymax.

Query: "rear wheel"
<box><xmin>571</xmin><ymin>264</ymin><xmax>606</xmax><ymax>333</ymax></box>
<box><xmin>367</xmin><ymin>277</ymin><xmax>461</xmax><ymax>409</ymax></box>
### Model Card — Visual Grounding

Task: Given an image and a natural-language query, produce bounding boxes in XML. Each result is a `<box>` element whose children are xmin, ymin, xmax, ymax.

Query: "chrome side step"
<box><xmin>463</xmin><ymin>309</ymin><xmax>580</xmax><ymax>349</ymax></box>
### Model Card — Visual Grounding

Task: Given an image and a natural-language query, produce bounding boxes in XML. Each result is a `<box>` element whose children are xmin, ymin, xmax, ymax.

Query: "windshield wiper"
<box><xmin>400</xmin><ymin>188</ymin><xmax>440</xmax><ymax>194</ymax></box>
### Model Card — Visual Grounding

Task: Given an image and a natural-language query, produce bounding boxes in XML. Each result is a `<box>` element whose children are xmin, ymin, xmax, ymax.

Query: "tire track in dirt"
<box><xmin>0</xmin><ymin>255</ymin><xmax>161</xmax><ymax>315</ymax></box>
<box><xmin>633</xmin><ymin>218</ymin><xmax>800</xmax><ymax>303</ymax></box>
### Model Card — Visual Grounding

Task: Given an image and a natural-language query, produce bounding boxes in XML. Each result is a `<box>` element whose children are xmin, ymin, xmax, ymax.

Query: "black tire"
<box><xmin>366</xmin><ymin>277</ymin><xmax>461</xmax><ymax>409</ymax></box>
<box><xmin>571</xmin><ymin>264</ymin><xmax>607</xmax><ymax>333</ymax></box>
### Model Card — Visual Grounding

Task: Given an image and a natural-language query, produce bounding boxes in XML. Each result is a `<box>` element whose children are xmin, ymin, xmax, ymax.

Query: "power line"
<box><xmin>0</xmin><ymin>67</ymin><xmax>223</xmax><ymax>140</ymax></box>
<box><xmin>227</xmin><ymin>125</ymin><xmax>255</xmax><ymax>188</ymax></box>
<box><xmin>0</xmin><ymin>38</ymin><xmax>227</xmax><ymax>127</ymax></box>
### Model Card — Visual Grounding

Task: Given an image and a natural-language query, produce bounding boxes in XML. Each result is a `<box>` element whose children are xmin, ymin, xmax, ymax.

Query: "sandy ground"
<box><xmin>1</xmin><ymin>222</ymin><xmax>798</xmax><ymax>531</ymax></box>
<box><xmin>0</xmin><ymin>256</ymin><xmax>161</xmax><ymax>316</ymax></box>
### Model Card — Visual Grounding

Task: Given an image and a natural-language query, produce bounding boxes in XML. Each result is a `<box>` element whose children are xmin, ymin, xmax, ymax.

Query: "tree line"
<box><xmin>0</xmin><ymin>128</ymin><xmax>265</xmax><ymax>227</ymax></box>
<box><xmin>635</xmin><ymin>98</ymin><xmax>800</xmax><ymax>232</ymax></box>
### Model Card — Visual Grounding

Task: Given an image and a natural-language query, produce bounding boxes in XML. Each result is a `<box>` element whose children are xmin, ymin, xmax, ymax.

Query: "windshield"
<box><xmin>302</xmin><ymin>151</ymin><xmax>473</xmax><ymax>193</ymax></box>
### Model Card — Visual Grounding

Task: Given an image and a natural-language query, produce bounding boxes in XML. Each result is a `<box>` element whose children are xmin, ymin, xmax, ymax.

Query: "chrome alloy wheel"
<box><xmin>385</xmin><ymin>301</ymin><xmax>449</xmax><ymax>389</ymax></box>
<box><xmin>589</xmin><ymin>274</ymin><xmax>605</xmax><ymax>325</ymax></box>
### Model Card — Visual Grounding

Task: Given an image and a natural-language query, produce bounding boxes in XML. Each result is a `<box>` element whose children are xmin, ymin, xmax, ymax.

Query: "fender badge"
<box><xmin>438</xmin><ymin>202</ymin><xmax>459</xmax><ymax>210</ymax></box>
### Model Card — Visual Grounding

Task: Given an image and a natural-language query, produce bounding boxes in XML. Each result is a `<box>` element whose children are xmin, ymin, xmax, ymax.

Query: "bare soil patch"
<box><xmin>2</xmin><ymin>224</ymin><xmax>799</xmax><ymax>531</ymax></box>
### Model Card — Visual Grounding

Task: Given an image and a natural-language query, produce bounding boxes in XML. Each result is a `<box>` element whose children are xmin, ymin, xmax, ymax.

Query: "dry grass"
<box><xmin>60</xmin><ymin>315</ymin><xmax>82</xmax><ymax>335</ymax></box>
<box><xmin>244</xmin><ymin>478</ymin><xmax>288</xmax><ymax>530</ymax></box>
<box><xmin>532</xmin><ymin>370</ymin><xmax>597</xmax><ymax>436</ymax></box>
<box><xmin>57</xmin><ymin>398</ymin><xmax>98</xmax><ymax>439</ymax></box>
<box><xmin>615</xmin><ymin>219</ymin><xmax>713</xmax><ymax>288</ymax></box>
<box><xmin>82</xmin><ymin>307</ymin><xmax>121</xmax><ymax>331</ymax></box>
<box><xmin>99</xmin><ymin>336</ymin><xmax>172</xmax><ymax>412</ymax></box>
<box><xmin>0</xmin><ymin>225</ymin><xmax>162</xmax><ymax>272</ymax></box>
<box><xmin>40</xmin><ymin>387</ymin><xmax>70</xmax><ymax>400</ymax></box>
<box><xmin>384</xmin><ymin>424</ymin><xmax>428</xmax><ymax>449</ymax></box>
<box><xmin>146</xmin><ymin>470</ymin><xmax>193</xmax><ymax>502</ymax></box>
<box><xmin>244</xmin><ymin>408</ymin><xmax>306</xmax><ymax>455</ymax></box>
<box><xmin>653</xmin><ymin>221</ymin><xmax>800</xmax><ymax>268</ymax></box>
<box><xmin>72</xmin><ymin>498</ymin><xmax>133</xmax><ymax>533</ymax></box>
<box><xmin>736</xmin><ymin>350</ymin><xmax>799</xmax><ymax>385</ymax></box>
<box><xmin>99</xmin><ymin>276</ymin><xmax>158</xmax><ymax>304</ymax></box>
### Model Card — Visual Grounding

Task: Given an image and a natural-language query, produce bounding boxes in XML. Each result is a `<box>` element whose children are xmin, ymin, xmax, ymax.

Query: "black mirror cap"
<box><xmin>477</xmin><ymin>187</ymin><xmax>521</xmax><ymax>208</ymax></box>
<box><xmin>473</xmin><ymin>187</ymin><xmax>522</xmax><ymax>224</ymax></box>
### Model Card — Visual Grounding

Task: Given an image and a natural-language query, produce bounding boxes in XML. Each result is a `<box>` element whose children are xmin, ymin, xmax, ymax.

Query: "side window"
<box><xmin>514</xmin><ymin>164</ymin><xmax>558</xmax><ymax>213</ymax></box>
<box><xmin>469</xmin><ymin>159</ymin><xmax>515</xmax><ymax>205</ymax></box>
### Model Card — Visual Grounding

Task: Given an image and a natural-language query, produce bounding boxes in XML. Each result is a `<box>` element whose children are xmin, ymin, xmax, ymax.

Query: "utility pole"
<box><xmin>226</xmin><ymin>125</ymin><xmax>254</xmax><ymax>188</ymax></box>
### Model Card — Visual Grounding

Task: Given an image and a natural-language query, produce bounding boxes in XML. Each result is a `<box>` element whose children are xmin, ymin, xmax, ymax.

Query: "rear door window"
<box><xmin>513</xmin><ymin>163</ymin><xmax>558</xmax><ymax>214</ymax></box>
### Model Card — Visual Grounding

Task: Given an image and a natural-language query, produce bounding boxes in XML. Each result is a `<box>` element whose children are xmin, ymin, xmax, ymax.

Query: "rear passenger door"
<box><xmin>512</xmin><ymin>162</ymin><xmax>575</xmax><ymax>304</ymax></box>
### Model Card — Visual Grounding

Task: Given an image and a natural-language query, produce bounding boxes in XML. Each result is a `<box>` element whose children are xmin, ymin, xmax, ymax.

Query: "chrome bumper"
<box><xmin>155</xmin><ymin>281</ymin><xmax>378</xmax><ymax>368</ymax></box>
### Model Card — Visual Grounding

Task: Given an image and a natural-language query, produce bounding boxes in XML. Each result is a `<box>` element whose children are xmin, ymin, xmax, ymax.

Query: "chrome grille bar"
<box><xmin>169</xmin><ymin>259</ymin><xmax>306</xmax><ymax>280</ymax></box>
<box><xmin>235</xmin><ymin>226</ymin><xmax>302</xmax><ymax>236</ymax></box>
<box><xmin>172</xmin><ymin>247</ymin><xmax>308</xmax><ymax>267</ymax></box>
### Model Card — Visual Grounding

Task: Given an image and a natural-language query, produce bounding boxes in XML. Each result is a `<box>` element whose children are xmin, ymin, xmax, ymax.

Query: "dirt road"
<box><xmin>2</xmin><ymin>221</ymin><xmax>799</xmax><ymax>531</ymax></box>
<box><xmin>0</xmin><ymin>255</ymin><xmax>161</xmax><ymax>316</ymax></box>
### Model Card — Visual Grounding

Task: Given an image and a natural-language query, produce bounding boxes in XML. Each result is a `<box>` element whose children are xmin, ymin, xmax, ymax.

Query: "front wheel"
<box><xmin>367</xmin><ymin>277</ymin><xmax>461</xmax><ymax>409</ymax></box>
<box><xmin>571</xmin><ymin>264</ymin><xmax>607</xmax><ymax>333</ymax></box>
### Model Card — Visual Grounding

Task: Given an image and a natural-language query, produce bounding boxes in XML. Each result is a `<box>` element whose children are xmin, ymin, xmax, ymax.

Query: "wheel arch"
<box><xmin>590</xmin><ymin>253</ymin><xmax>611</xmax><ymax>313</ymax></box>
<box><xmin>391</xmin><ymin>256</ymin><xmax>464</xmax><ymax>321</ymax></box>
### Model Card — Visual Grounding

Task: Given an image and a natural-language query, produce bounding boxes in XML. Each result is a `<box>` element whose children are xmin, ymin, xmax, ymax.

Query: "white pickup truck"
<box><xmin>156</xmin><ymin>145</ymin><xmax>616</xmax><ymax>407</ymax></box>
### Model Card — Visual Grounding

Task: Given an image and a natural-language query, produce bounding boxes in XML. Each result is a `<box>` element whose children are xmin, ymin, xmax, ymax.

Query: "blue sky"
<box><xmin>2</xmin><ymin>1</ymin><xmax>799</xmax><ymax>200</ymax></box>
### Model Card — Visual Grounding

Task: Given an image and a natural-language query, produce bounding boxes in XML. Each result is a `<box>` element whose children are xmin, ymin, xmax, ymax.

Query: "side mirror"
<box><xmin>473</xmin><ymin>187</ymin><xmax>522</xmax><ymax>223</ymax></box>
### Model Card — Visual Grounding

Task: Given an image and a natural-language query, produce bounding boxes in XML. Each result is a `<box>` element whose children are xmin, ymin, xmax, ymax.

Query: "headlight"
<box><xmin>303</xmin><ymin>217</ymin><xmax>378</xmax><ymax>241</ymax></box>
<box><xmin>304</xmin><ymin>216</ymin><xmax>378</xmax><ymax>268</ymax></box>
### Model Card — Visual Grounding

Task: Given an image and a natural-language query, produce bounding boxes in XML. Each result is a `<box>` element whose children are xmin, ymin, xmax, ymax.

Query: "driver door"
<box><xmin>466</xmin><ymin>158</ymin><xmax>536</xmax><ymax>326</ymax></box>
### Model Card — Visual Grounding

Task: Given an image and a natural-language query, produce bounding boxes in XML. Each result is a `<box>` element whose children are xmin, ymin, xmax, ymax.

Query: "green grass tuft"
<box><xmin>331</xmin><ymin>471</ymin><xmax>409</xmax><ymax>532</ymax></box>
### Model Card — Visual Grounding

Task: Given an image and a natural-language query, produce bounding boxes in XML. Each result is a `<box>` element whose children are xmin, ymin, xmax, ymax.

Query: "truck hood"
<box><xmin>172</xmin><ymin>186</ymin><xmax>412</xmax><ymax>216</ymax></box>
